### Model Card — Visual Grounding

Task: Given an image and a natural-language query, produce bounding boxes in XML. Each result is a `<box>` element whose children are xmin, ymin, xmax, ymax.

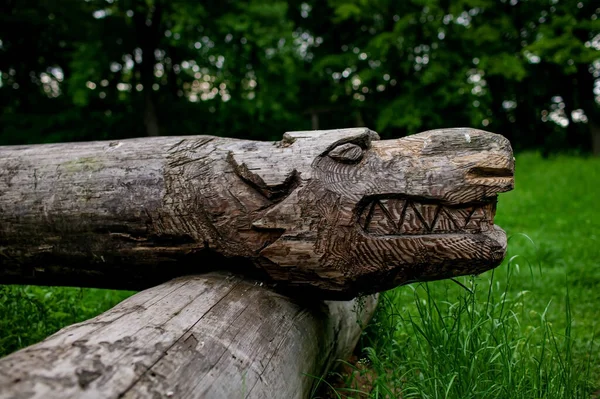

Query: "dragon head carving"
<box><xmin>226</xmin><ymin>127</ymin><xmax>514</xmax><ymax>298</ymax></box>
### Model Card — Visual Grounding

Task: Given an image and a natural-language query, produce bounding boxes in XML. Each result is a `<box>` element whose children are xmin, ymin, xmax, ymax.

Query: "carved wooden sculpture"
<box><xmin>0</xmin><ymin>128</ymin><xmax>514</xmax><ymax>299</ymax></box>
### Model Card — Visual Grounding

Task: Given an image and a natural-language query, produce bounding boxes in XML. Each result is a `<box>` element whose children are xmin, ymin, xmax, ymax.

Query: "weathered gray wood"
<box><xmin>0</xmin><ymin>128</ymin><xmax>514</xmax><ymax>299</ymax></box>
<box><xmin>0</xmin><ymin>272</ymin><xmax>378</xmax><ymax>399</ymax></box>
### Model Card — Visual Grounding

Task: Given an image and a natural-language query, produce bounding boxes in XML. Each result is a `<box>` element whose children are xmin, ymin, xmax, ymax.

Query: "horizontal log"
<box><xmin>0</xmin><ymin>272</ymin><xmax>378</xmax><ymax>399</ymax></box>
<box><xmin>0</xmin><ymin>128</ymin><xmax>514</xmax><ymax>298</ymax></box>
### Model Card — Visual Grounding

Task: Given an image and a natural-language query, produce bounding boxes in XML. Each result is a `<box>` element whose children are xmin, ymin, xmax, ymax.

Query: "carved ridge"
<box><xmin>226</xmin><ymin>152</ymin><xmax>301</xmax><ymax>201</ymax></box>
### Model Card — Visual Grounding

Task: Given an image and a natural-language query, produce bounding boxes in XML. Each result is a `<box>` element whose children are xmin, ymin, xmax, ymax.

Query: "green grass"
<box><xmin>1</xmin><ymin>152</ymin><xmax>599</xmax><ymax>398</ymax></box>
<box><xmin>322</xmin><ymin>152</ymin><xmax>600</xmax><ymax>398</ymax></box>
<box><xmin>0</xmin><ymin>286</ymin><xmax>133</xmax><ymax>356</ymax></box>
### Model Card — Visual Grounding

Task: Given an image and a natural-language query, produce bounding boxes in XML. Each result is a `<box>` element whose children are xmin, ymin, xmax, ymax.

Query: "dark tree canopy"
<box><xmin>1</xmin><ymin>0</ymin><xmax>598</xmax><ymax>154</ymax></box>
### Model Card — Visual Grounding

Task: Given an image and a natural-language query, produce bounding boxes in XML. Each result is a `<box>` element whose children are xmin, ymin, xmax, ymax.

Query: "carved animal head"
<box><xmin>229</xmin><ymin>128</ymin><xmax>514</xmax><ymax>298</ymax></box>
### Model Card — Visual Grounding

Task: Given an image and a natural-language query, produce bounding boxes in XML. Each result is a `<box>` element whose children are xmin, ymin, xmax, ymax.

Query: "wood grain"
<box><xmin>0</xmin><ymin>128</ymin><xmax>514</xmax><ymax>299</ymax></box>
<box><xmin>0</xmin><ymin>272</ymin><xmax>378</xmax><ymax>399</ymax></box>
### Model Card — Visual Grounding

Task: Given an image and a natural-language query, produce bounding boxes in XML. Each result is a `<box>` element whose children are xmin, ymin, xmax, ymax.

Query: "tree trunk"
<box><xmin>143</xmin><ymin>91</ymin><xmax>160</xmax><ymax>137</ymax></box>
<box><xmin>0</xmin><ymin>128</ymin><xmax>514</xmax><ymax>298</ymax></box>
<box><xmin>575</xmin><ymin>63</ymin><xmax>600</xmax><ymax>157</ymax></box>
<box><xmin>133</xmin><ymin>0</ymin><xmax>162</xmax><ymax>137</ymax></box>
<box><xmin>0</xmin><ymin>272</ymin><xmax>378</xmax><ymax>399</ymax></box>
<box><xmin>591</xmin><ymin>121</ymin><xmax>600</xmax><ymax>157</ymax></box>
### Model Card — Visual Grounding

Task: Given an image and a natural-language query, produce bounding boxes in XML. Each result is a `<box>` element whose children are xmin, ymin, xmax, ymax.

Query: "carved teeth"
<box><xmin>359</xmin><ymin>198</ymin><xmax>495</xmax><ymax>236</ymax></box>
<box><xmin>412</xmin><ymin>203</ymin><xmax>440</xmax><ymax>231</ymax></box>
<box><xmin>364</xmin><ymin>200</ymin><xmax>397</xmax><ymax>235</ymax></box>
<box><xmin>398</xmin><ymin>202</ymin><xmax>428</xmax><ymax>235</ymax></box>
<box><xmin>465</xmin><ymin>206</ymin><xmax>487</xmax><ymax>229</ymax></box>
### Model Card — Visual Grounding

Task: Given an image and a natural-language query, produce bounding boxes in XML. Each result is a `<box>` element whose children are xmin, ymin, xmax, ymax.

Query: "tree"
<box><xmin>1</xmin><ymin>0</ymin><xmax>304</xmax><ymax>142</ymax></box>
<box><xmin>1</xmin><ymin>0</ymin><xmax>598</xmax><ymax>155</ymax></box>
<box><xmin>287</xmin><ymin>0</ymin><xmax>599</xmax><ymax>154</ymax></box>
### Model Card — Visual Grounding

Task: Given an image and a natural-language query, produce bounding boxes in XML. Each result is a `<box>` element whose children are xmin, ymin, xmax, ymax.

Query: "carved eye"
<box><xmin>328</xmin><ymin>143</ymin><xmax>364</xmax><ymax>163</ymax></box>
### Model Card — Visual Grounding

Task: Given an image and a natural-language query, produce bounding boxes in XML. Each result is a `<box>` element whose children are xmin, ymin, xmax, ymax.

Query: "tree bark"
<box><xmin>591</xmin><ymin>121</ymin><xmax>600</xmax><ymax>157</ymax></box>
<box><xmin>0</xmin><ymin>128</ymin><xmax>514</xmax><ymax>298</ymax></box>
<box><xmin>575</xmin><ymin>63</ymin><xmax>600</xmax><ymax>157</ymax></box>
<box><xmin>0</xmin><ymin>272</ymin><xmax>378</xmax><ymax>399</ymax></box>
<box><xmin>133</xmin><ymin>0</ymin><xmax>162</xmax><ymax>137</ymax></box>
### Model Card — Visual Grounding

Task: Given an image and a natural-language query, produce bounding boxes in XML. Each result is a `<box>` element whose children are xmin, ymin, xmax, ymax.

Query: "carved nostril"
<box><xmin>468</xmin><ymin>167</ymin><xmax>514</xmax><ymax>178</ymax></box>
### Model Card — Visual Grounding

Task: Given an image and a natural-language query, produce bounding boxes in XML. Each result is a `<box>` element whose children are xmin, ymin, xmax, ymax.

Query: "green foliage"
<box><xmin>480</xmin><ymin>52</ymin><xmax>527</xmax><ymax>81</ymax></box>
<box><xmin>0</xmin><ymin>0</ymin><xmax>598</xmax><ymax>152</ymax></box>
<box><xmin>332</xmin><ymin>3</ymin><xmax>363</xmax><ymax>23</ymax></box>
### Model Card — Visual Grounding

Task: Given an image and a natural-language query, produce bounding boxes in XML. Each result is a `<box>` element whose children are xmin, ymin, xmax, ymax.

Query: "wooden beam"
<box><xmin>0</xmin><ymin>272</ymin><xmax>378</xmax><ymax>399</ymax></box>
<box><xmin>0</xmin><ymin>128</ymin><xmax>514</xmax><ymax>299</ymax></box>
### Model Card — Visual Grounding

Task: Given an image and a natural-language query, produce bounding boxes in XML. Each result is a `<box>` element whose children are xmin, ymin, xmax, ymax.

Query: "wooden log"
<box><xmin>0</xmin><ymin>128</ymin><xmax>514</xmax><ymax>299</ymax></box>
<box><xmin>0</xmin><ymin>272</ymin><xmax>378</xmax><ymax>399</ymax></box>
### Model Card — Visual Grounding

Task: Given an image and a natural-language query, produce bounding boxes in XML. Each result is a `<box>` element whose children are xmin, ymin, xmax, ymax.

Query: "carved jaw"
<box><xmin>351</xmin><ymin>196</ymin><xmax>508</xmax><ymax>291</ymax></box>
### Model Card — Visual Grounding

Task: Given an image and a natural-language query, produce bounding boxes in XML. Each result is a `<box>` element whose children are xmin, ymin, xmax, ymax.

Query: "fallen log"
<box><xmin>0</xmin><ymin>272</ymin><xmax>378</xmax><ymax>399</ymax></box>
<box><xmin>0</xmin><ymin>128</ymin><xmax>514</xmax><ymax>299</ymax></box>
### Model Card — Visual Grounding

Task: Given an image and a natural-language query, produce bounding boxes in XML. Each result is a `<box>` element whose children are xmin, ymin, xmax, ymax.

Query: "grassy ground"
<box><xmin>1</xmin><ymin>152</ymin><xmax>599</xmax><ymax>397</ymax></box>
<box><xmin>0</xmin><ymin>286</ymin><xmax>133</xmax><ymax>356</ymax></box>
